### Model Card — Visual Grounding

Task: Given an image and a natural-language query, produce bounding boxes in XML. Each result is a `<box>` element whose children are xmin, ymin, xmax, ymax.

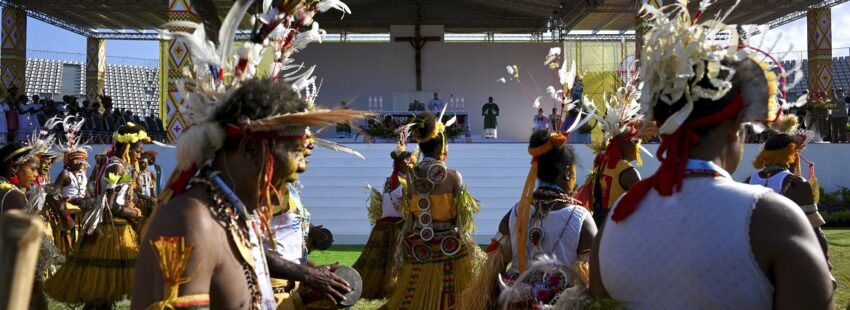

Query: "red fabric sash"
<box><xmin>611</xmin><ymin>95</ymin><xmax>743</xmax><ymax>223</ymax></box>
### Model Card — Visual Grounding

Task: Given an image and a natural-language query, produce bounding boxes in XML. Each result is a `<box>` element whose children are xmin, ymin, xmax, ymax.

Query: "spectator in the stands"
<box><xmin>831</xmin><ymin>88</ymin><xmax>848</xmax><ymax>143</ymax></box>
<box><xmin>0</xmin><ymin>96</ymin><xmax>9</xmax><ymax>143</ymax></box>
<box><xmin>6</xmin><ymin>96</ymin><xmax>18</xmax><ymax>143</ymax></box>
<box><xmin>17</xmin><ymin>95</ymin><xmax>32</xmax><ymax>141</ymax></box>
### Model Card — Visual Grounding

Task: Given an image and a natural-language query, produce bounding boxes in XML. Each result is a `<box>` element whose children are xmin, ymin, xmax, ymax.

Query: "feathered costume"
<box><xmin>352</xmin><ymin>129</ymin><xmax>413</xmax><ymax>300</ymax></box>
<box><xmin>0</xmin><ymin>129</ymin><xmax>62</xmax><ymax>310</ymax></box>
<box><xmin>462</xmin><ymin>47</ymin><xmax>599</xmax><ymax>310</ymax></box>
<box><xmin>45</xmin><ymin>124</ymin><xmax>150</xmax><ymax>306</ymax></box>
<box><xmin>581</xmin><ymin>78</ymin><xmax>656</xmax><ymax>227</ymax></box>
<box><xmin>134</xmin><ymin>0</ymin><xmax>368</xmax><ymax>309</ymax></box>
<box><xmin>53</xmin><ymin>116</ymin><xmax>91</xmax><ymax>256</ymax></box>
<box><xmin>382</xmin><ymin>107</ymin><xmax>483</xmax><ymax>310</ymax></box>
<box><xmin>595</xmin><ymin>0</ymin><xmax>806</xmax><ymax>308</ymax></box>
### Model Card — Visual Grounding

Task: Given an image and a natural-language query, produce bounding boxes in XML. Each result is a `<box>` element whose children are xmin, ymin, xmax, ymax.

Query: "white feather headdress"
<box><xmin>639</xmin><ymin>0</ymin><xmax>796</xmax><ymax>134</ymax></box>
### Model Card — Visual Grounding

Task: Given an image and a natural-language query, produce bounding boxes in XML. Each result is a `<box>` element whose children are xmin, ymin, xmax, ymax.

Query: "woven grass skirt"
<box><xmin>44</xmin><ymin>219</ymin><xmax>139</xmax><ymax>304</ymax></box>
<box><xmin>382</xmin><ymin>231</ymin><xmax>474</xmax><ymax>310</ymax></box>
<box><xmin>352</xmin><ymin>217</ymin><xmax>404</xmax><ymax>300</ymax></box>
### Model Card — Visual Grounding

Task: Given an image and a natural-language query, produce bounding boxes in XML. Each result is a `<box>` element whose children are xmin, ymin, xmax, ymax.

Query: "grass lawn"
<box><xmin>47</xmin><ymin>229</ymin><xmax>850</xmax><ymax>309</ymax></box>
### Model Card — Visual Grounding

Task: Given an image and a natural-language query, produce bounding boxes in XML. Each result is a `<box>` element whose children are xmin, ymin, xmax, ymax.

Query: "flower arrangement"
<box><xmin>805</xmin><ymin>93</ymin><xmax>837</xmax><ymax>112</ymax></box>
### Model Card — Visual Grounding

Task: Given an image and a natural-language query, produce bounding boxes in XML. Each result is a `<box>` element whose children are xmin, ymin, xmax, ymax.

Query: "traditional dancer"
<box><xmin>53</xmin><ymin>116</ymin><xmax>90</xmax><ymax>256</ymax></box>
<box><xmin>0</xmin><ymin>139</ymin><xmax>60</xmax><ymax>310</ymax></box>
<box><xmin>45</xmin><ymin>122</ymin><xmax>148</xmax><ymax>310</ymax></box>
<box><xmin>265</xmin><ymin>126</ymin><xmax>366</xmax><ymax>309</ymax></box>
<box><xmin>590</xmin><ymin>2</ymin><xmax>833</xmax><ymax>308</ymax></box>
<box><xmin>585</xmin><ymin>81</ymin><xmax>653</xmax><ymax>226</ymax></box>
<box><xmin>382</xmin><ymin>112</ymin><xmax>481</xmax><ymax>310</ymax></box>
<box><xmin>748</xmin><ymin>115</ymin><xmax>830</xmax><ymax>263</ymax></box>
<box><xmin>132</xmin><ymin>1</ymin><xmax>363</xmax><ymax>307</ymax></box>
<box><xmin>354</xmin><ymin>136</ymin><xmax>414</xmax><ymax>300</ymax></box>
<box><xmin>493</xmin><ymin>130</ymin><xmax>597</xmax><ymax>309</ymax></box>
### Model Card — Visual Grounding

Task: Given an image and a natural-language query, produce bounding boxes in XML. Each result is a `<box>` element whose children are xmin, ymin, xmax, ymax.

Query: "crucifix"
<box><xmin>394</xmin><ymin>23</ymin><xmax>441</xmax><ymax>91</ymax></box>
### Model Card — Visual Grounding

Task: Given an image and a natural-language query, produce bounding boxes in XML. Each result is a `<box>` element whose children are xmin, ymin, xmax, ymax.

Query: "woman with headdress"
<box><xmin>45</xmin><ymin>122</ymin><xmax>149</xmax><ymax>310</ymax></box>
<box><xmin>382</xmin><ymin>112</ymin><xmax>481</xmax><ymax>310</ymax></box>
<box><xmin>747</xmin><ymin>114</ymin><xmax>830</xmax><ymax>264</ymax></box>
<box><xmin>464</xmin><ymin>130</ymin><xmax>597</xmax><ymax>310</ymax></box>
<box><xmin>585</xmin><ymin>81</ymin><xmax>653</xmax><ymax>227</ymax></box>
<box><xmin>353</xmin><ymin>138</ymin><xmax>414</xmax><ymax>300</ymax></box>
<box><xmin>0</xmin><ymin>141</ymin><xmax>61</xmax><ymax>309</ymax></box>
<box><xmin>590</xmin><ymin>1</ymin><xmax>833</xmax><ymax>308</ymax></box>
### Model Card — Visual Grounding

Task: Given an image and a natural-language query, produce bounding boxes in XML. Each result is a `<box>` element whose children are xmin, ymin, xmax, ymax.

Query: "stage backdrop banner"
<box><xmin>562</xmin><ymin>41</ymin><xmax>636</xmax><ymax>141</ymax></box>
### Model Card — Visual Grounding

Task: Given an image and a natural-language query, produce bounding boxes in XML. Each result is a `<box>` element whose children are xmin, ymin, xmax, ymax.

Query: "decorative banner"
<box><xmin>163</xmin><ymin>0</ymin><xmax>200</xmax><ymax>142</ymax></box>
<box><xmin>1</xmin><ymin>7</ymin><xmax>26</xmax><ymax>99</ymax></box>
<box><xmin>85</xmin><ymin>37</ymin><xmax>106</xmax><ymax>102</ymax></box>
<box><xmin>635</xmin><ymin>0</ymin><xmax>662</xmax><ymax>60</ymax></box>
<box><xmin>808</xmin><ymin>8</ymin><xmax>833</xmax><ymax>98</ymax></box>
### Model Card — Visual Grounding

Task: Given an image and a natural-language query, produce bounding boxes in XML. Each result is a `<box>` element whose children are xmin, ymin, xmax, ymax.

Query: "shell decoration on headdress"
<box><xmin>638</xmin><ymin>0</ymin><xmax>801</xmax><ymax>135</ymax></box>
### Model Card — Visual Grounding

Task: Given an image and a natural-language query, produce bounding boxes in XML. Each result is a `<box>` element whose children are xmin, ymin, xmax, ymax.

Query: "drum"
<box><xmin>334</xmin><ymin>266</ymin><xmax>362</xmax><ymax>307</ymax></box>
<box><xmin>308</xmin><ymin>226</ymin><xmax>334</xmax><ymax>251</ymax></box>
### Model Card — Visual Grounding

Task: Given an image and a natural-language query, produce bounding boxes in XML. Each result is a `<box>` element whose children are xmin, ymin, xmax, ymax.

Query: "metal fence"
<box><xmin>27</xmin><ymin>49</ymin><xmax>158</xmax><ymax>68</ymax></box>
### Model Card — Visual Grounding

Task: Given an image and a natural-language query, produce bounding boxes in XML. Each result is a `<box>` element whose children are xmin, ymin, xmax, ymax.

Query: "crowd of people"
<box><xmin>0</xmin><ymin>0</ymin><xmax>842</xmax><ymax>309</ymax></box>
<box><xmin>0</xmin><ymin>86</ymin><xmax>166</xmax><ymax>145</ymax></box>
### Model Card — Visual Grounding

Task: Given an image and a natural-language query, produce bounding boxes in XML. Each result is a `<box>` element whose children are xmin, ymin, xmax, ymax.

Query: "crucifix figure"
<box><xmin>394</xmin><ymin>23</ymin><xmax>441</xmax><ymax>91</ymax></box>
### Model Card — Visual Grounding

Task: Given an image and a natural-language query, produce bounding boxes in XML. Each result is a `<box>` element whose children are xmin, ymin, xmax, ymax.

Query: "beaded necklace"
<box><xmin>527</xmin><ymin>184</ymin><xmax>582</xmax><ymax>260</ymax></box>
<box><xmin>189</xmin><ymin>172</ymin><xmax>276</xmax><ymax>310</ymax></box>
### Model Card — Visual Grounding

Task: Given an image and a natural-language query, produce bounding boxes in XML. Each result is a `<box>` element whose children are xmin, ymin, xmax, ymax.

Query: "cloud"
<box><xmin>747</xmin><ymin>2</ymin><xmax>850</xmax><ymax>59</ymax></box>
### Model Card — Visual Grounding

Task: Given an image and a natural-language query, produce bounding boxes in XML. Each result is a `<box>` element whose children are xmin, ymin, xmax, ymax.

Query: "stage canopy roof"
<box><xmin>1</xmin><ymin>0</ymin><xmax>846</xmax><ymax>40</ymax></box>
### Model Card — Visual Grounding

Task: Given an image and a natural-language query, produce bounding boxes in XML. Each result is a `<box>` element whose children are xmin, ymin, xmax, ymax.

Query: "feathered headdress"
<box><xmin>57</xmin><ymin>116</ymin><xmax>90</xmax><ymax>163</ymax></box>
<box><xmin>510</xmin><ymin>48</ymin><xmax>598</xmax><ymax>273</ymax></box>
<box><xmin>157</xmin><ymin>0</ymin><xmax>370</xmax><ymax>245</ymax></box>
<box><xmin>592</xmin><ymin>76</ymin><xmax>657</xmax><ymax>169</ymax></box>
<box><xmin>612</xmin><ymin>0</ymin><xmax>802</xmax><ymax>223</ymax></box>
<box><xmin>16</xmin><ymin>116</ymin><xmax>63</xmax><ymax>166</ymax></box>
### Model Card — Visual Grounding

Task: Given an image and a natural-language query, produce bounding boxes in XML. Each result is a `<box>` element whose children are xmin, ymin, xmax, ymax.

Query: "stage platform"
<box><xmin>61</xmin><ymin>143</ymin><xmax>850</xmax><ymax>244</ymax></box>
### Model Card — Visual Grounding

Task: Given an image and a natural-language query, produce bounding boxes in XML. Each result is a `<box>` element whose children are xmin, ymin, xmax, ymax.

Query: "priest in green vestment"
<box><xmin>482</xmin><ymin>96</ymin><xmax>500</xmax><ymax>139</ymax></box>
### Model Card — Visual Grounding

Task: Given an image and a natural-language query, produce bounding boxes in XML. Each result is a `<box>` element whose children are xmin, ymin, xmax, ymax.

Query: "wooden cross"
<box><xmin>394</xmin><ymin>23</ymin><xmax>441</xmax><ymax>91</ymax></box>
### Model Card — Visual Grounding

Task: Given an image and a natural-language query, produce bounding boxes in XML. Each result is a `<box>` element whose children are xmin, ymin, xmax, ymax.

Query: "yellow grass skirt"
<box><xmin>44</xmin><ymin>219</ymin><xmax>139</xmax><ymax>304</ymax></box>
<box><xmin>382</xmin><ymin>232</ymin><xmax>474</xmax><ymax>310</ymax></box>
<box><xmin>352</xmin><ymin>217</ymin><xmax>404</xmax><ymax>300</ymax></box>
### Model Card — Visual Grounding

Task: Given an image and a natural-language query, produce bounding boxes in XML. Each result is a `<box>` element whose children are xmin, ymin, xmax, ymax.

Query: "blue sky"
<box><xmin>23</xmin><ymin>2</ymin><xmax>850</xmax><ymax>62</ymax></box>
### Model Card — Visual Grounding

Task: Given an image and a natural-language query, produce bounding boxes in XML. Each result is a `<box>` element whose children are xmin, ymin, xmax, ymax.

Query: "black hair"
<box><xmin>413</xmin><ymin>113</ymin><xmax>444</xmax><ymax>157</ymax></box>
<box><xmin>651</xmin><ymin>58</ymin><xmax>765</xmax><ymax>137</ymax></box>
<box><xmin>0</xmin><ymin>142</ymin><xmax>30</xmax><ymax>176</ymax></box>
<box><xmin>528</xmin><ymin>129</ymin><xmax>576</xmax><ymax>183</ymax></box>
<box><xmin>213</xmin><ymin>78</ymin><xmax>309</xmax><ymax>150</ymax></box>
<box><xmin>763</xmin><ymin>133</ymin><xmax>796</xmax><ymax>151</ymax></box>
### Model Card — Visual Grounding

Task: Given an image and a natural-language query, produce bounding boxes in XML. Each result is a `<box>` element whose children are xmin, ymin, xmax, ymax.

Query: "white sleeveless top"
<box><xmin>599</xmin><ymin>165</ymin><xmax>774</xmax><ymax>309</ymax></box>
<box><xmin>61</xmin><ymin>170</ymin><xmax>88</xmax><ymax>199</ymax></box>
<box><xmin>749</xmin><ymin>169</ymin><xmax>793</xmax><ymax>194</ymax></box>
<box><xmin>508</xmin><ymin>198</ymin><xmax>587</xmax><ymax>274</ymax></box>
<box><xmin>381</xmin><ymin>184</ymin><xmax>404</xmax><ymax>218</ymax></box>
<box><xmin>268</xmin><ymin>184</ymin><xmax>309</xmax><ymax>265</ymax></box>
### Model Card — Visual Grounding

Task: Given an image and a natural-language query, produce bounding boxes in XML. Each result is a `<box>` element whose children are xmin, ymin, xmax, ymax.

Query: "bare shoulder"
<box><xmin>751</xmin><ymin>192</ymin><xmax>810</xmax><ymax>250</ymax></box>
<box><xmin>782</xmin><ymin>175</ymin><xmax>815</xmax><ymax>206</ymax></box>
<box><xmin>447</xmin><ymin>168</ymin><xmax>463</xmax><ymax>190</ymax></box>
<box><xmin>132</xmin><ymin>186</ymin><xmax>224</xmax><ymax>309</ymax></box>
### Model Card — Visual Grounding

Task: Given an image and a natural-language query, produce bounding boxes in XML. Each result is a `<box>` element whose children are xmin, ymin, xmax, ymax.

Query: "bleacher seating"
<box><xmin>24</xmin><ymin>59</ymin><xmax>159</xmax><ymax>116</ymax></box>
<box><xmin>781</xmin><ymin>56</ymin><xmax>850</xmax><ymax>99</ymax></box>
